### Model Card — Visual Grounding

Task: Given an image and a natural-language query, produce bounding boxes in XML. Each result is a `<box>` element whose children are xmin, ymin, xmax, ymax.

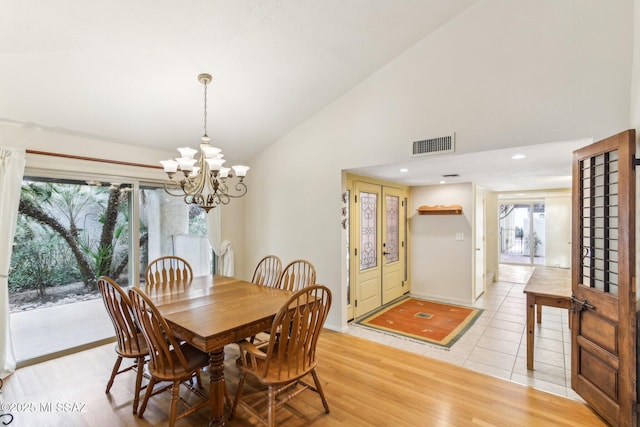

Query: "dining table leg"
<box><xmin>526</xmin><ymin>293</ymin><xmax>535</xmax><ymax>370</ymax></box>
<box><xmin>208</xmin><ymin>348</ymin><xmax>226</xmax><ymax>426</ymax></box>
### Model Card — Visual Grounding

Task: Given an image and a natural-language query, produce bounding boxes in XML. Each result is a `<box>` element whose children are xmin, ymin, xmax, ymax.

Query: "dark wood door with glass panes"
<box><xmin>571</xmin><ymin>129</ymin><xmax>636</xmax><ymax>427</ymax></box>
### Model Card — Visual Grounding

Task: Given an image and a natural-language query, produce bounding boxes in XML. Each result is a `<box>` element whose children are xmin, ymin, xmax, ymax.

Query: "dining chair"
<box><xmin>144</xmin><ymin>255</ymin><xmax>193</xmax><ymax>285</ymax></box>
<box><xmin>128</xmin><ymin>287</ymin><xmax>210</xmax><ymax>427</ymax></box>
<box><xmin>250</xmin><ymin>259</ymin><xmax>317</xmax><ymax>348</ymax></box>
<box><xmin>247</xmin><ymin>255</ymin><xmax>283</xmax><ymax>346</ymax></box>
<box><xmin>97</xmin><ymin>276</ymin><xmax>149</xmax><ymax>414</ymax></box>
<box><xmin>229</xmin><ymin>285</ymin><xmax>332</xmax><ymax>427</ymax></box>
<box><xmin>251</xmin><ymin>255</ymin><xmax>283</xmax><ymax>288</ymax></box>
<box><xmin>278</xmin><ymin>259</ymin><xmax>316</xmax><ymax>291</ymax></box>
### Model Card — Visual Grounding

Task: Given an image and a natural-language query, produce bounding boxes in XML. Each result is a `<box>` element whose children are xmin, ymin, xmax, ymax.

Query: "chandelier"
<box><xmin>160</xmin><ymin>73</ymin><xmax>249</xmax><ymax>212</ymax></box>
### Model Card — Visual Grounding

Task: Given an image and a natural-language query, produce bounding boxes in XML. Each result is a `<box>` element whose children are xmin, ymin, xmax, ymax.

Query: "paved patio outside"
<box><xmin>500</xmin><ymin>253</ymin><xmax>546</xmax><ymax>265</ymax></box>
<box><xmin>10</xmin><ymin>298</ymin><xmax>115</xmax><ymax>367</ymax></box>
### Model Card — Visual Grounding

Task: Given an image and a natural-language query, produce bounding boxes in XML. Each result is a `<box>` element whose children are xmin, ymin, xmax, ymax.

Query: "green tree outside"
<box><xmin>9</xmin><ymin>180</ymin><xmax>142</xmax><ymax>297</ymax></box>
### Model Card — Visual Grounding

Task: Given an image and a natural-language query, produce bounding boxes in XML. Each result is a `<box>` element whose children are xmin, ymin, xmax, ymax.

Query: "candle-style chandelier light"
<box><xmin>160</xmin><ymin>73</ymin><xmax>249</xmax><ymax>212</ymax></box>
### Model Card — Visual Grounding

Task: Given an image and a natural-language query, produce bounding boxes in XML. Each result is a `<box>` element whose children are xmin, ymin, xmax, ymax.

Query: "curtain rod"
<box><xmin>26</xmin><ymin>149</ymin><xmax>162</xmax><ymax>170</ymax></box>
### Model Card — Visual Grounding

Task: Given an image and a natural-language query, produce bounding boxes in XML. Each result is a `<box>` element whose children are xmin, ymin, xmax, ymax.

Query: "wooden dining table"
<box><xmin>522</xmin><ymin>266</ymin><xmax>572</xmax><ymax>370</ymax></box>
<box><xmin>138</xmin><ymin>274</ymin><xmax>294</xmax><ymax>426</ymax></box>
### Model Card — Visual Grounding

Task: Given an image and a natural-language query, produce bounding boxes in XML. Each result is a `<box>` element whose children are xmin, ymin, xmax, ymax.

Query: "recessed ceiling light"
<box><xmin>399</xmin><ymin>168</ymin><xmax>409</xmax><ymax>173</ymax></box>
<box><xmin>511</xmin><ymin>154</ymin><xmax>526</xmax><ymax>160</ymax></box>
<box><xmin>439</xmin><ymin>180</ymin><xmax>446</xmax><ymax>184</ymax></box>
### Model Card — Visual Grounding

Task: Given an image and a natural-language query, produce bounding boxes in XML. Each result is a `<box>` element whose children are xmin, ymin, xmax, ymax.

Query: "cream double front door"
<box><xmin>352</xmin><ymin>181</ymin><xmax>408</xmax><ymax>318</ymax></box>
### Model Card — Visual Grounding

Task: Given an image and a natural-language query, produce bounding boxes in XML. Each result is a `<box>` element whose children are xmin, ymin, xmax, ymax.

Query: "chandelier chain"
<box><xmin>203</xmin><ymin>79</ymin><xmax>208</xmax><ymax>138</ymax></box>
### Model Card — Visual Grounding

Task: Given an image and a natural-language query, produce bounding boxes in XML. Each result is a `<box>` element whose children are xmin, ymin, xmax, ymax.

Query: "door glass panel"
<box><xmin>403</xmin><ymin>197</ymin><xmax>408</xmax><ymax>281</ymax></box>
<box><xmin>531</xmin><ymin>202</ymin><xmax>545</xmax><ymax>266</ymax></box>
<box><xmin>578</xmin><ymin>151</ymin><xmax>619</xmax><ymax>294</ymax></box>
<box><xmin>360</xmin><ymin>191</ymin><xmax>377</xmax><ymax>270</ymax></box>
<box><xmin>385</xmin><ymin>195</ymin><xmax>399</xmax><ymax>263</ymax></box>
<box><xmin>500</xmin><ymin>204</ymin><xmax>527</xmax><ymax>263</ymax></box>
<box><xmin>499</xmin><ymin>202</ymin><xmax>545</xmax><ymax>265</ymax></box>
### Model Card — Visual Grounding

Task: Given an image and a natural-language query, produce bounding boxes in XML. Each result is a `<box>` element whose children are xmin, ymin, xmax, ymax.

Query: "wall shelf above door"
<box><xmin>417</xmin><ymin>205</ymin><xmax>463</xmax><ymax>215</ymax></box>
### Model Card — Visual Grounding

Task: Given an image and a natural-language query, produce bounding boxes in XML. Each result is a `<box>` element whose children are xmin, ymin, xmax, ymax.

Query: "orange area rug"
<box><xmin>357</xmin><ymin>297</ymin><xmax>483</xmax><ymax>348</ymax></box>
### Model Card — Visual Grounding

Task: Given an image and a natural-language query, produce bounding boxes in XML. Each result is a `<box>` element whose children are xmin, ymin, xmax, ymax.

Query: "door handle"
<box><xmin>383</xmin><ymin>251</ymin><xmax>389</xmax><ymax>256</ymax></box>
<box><xmin>570</xmin><ymin>296</ymin><xmax>595</xmax><ymax>313</ymax></box>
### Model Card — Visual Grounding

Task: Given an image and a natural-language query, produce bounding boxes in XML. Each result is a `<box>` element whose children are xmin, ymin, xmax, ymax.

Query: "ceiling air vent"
<box><xmin>412</xmin><ymin>133</ymin><xmax>455</xmax><ymax>157</ymax></box>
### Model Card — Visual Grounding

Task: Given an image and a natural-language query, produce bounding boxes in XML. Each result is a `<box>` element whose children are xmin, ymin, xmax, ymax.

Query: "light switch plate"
<box><xmin>456</xmin><ymin>233</ymin><xmax>464</xmax><ymax>241</ymax></box>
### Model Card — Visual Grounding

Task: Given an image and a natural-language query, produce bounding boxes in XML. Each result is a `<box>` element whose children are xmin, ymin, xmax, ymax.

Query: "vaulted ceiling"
<box><xmin>3</xmin><ymin>1</ymin><xmax>615</xmax><ymax>192</ymax></box>
<box><xmin>1</xmin><ymin>0</ymin><xmax>478</xmax><ymax>163</ymax></box>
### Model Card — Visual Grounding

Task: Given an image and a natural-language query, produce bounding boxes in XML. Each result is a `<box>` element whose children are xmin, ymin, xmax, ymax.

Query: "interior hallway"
<box><xmin>348</xmin><ymin>264</ymin><xmax>579</xmax><ymax>401</ymax></box>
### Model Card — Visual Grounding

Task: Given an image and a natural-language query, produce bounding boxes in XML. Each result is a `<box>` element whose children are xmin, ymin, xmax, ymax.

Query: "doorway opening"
<box><xmin>499</xmin><ymin>201</ymin><xmax>545</xmax><ymax>266</ymax></box>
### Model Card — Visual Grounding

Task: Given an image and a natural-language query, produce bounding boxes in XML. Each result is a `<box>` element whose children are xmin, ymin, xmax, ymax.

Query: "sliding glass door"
<box><xmin>499</xmin><ymin>201</ymin><xmax>545</xmax><ymax>265</ymax></box>
<box><xmin>9</xmin><ymin>175</ymin><xmax>214</xmax><ymax>365</ymax></box>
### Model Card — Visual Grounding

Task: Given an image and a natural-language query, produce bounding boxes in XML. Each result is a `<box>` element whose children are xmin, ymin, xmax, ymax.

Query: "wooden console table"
<box><xmin>523</xmin><ymin>266</ymin><xmax>572</xmax><ymax>370</ymax></box>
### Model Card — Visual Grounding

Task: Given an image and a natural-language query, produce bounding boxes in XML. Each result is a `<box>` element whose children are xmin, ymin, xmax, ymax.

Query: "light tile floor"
<box><xmin>348</xmin><ymin>264</ymin><xmax>582</xmax><ymax>402</ymax></box>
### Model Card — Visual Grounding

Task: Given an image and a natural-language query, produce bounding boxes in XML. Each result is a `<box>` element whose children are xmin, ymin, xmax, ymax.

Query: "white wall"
<box><xmin>410</xmin><ymin>184</ymin><xmax>474</xmax><ymax>304</ymax></box>
<box><xmin>246</xmin><ymin>0</ymin><xmax>634</xmax><ymax>330</ymax></box>
<box><xmin>632</xmin><ymin>0</ymin><xmax>640</xmax><ymax>305</ymax></box>
<box><xmin>544</xmin><ymin>194</ymin><xmax>572</xmax><ymax>269</ymax></box>
<box><xmin>633</xmin><ymin>0</ymin><xmax>640</xmax><ymax>130</ymax></box>
<box><xmin>0</xmin><ymin>122</ymin><xmax>172</xmax><ymax>181</ymax></box>
<box><xmin>484</xmin><ymin>191</ymin><xmax>499</xmax><ymax>284</ymax></box>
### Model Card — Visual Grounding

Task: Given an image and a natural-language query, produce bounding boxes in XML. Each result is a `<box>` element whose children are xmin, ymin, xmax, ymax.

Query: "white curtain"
<box><xmin>0</xmin><ymin>147</ymin><xmax>26</xmax><ymax>378</ymax></box>
<box><xmin>206</xmin><ymin>208</ymin><xmax>234</xmax><ymax>276</ymax></box>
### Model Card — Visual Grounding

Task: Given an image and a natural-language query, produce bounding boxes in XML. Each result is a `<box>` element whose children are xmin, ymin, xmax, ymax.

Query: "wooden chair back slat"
<box><xmin>145</xmin><ymin>256</ymin><xmax>193</xmax><ymax>286</ymax></box>
<box><xmin>278</xmin><ymin>259</ymin><xmax>316</xmax><ymax>292</ymax></box>
<box><xmin>251</xmin><ymin>255</ymin><xmax>283</xmax><ymax>288</ymax></box>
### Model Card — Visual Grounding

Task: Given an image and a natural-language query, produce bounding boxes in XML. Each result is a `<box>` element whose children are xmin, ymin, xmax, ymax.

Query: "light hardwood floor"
<box><xmin>0</xmin><ymin>329</ymin><xmax>606</xmax><ymax>426</ymax></box>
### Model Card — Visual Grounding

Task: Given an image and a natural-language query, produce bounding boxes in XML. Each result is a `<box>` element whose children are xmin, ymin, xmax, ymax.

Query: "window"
<box><xmin>10</xmin><ymin>177</ymin><xmax>133</xmax><ymax>299</ymax></box>
<box><xmin>138</xmin><ymin>185</ymin><xmax>215</xmax><ymax>283</ymax></box>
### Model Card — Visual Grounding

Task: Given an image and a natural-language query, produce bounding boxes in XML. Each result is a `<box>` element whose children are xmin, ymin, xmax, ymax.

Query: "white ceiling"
<box><xmin>1</xmin><ymin>0</ymin><xmax>478</xmax><ymax>162</ymax></box>
<box><xmin>348</xmin><ymin>137</ymin><xmax>591</xmax><ymax>192</ymax></box>
<box><xmin>2</xmin><ymin>0</ymin><xmax>587</xmax><ymax>191</ymax></box>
